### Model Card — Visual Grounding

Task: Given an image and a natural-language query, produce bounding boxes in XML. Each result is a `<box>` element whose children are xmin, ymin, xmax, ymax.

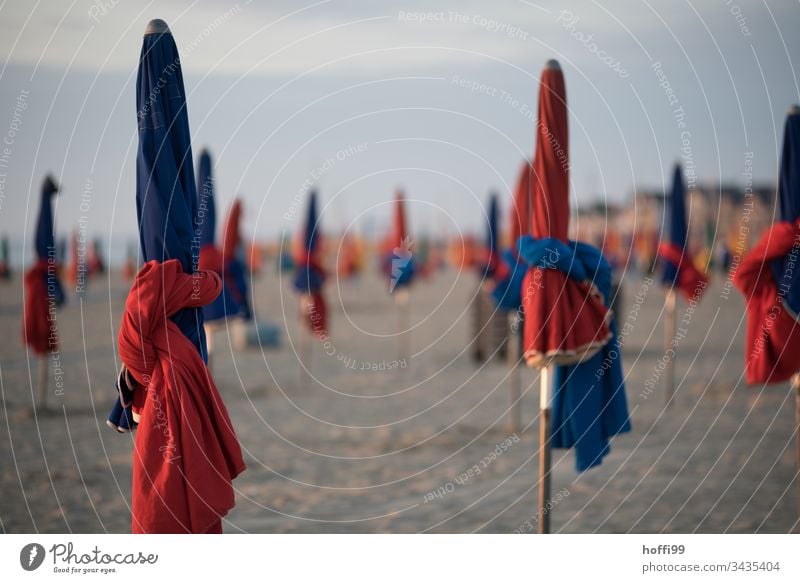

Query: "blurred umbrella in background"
<box><xmin>387</xmin><ymin>190</ymin><xmax>414</xmax><ymax>361</ymax></box>
<box><xmin>195</xmin><ymin>149</ymin><xmax>242</xmax><ymax>366</ymax></box>
<box><xmin>108</xmin><ymin>19</ymin><xmax>244</xmax><ymax>534</ymax></box>
<box><xmin>22</xmin><ymin>173</ymin><xmax>63</xmax><ymax>411</ymax></box>
<box><xmin>293</xmin><ymin>189</ymin><xmax>327</xmax><ymax>338</ymax></box>
<box><xmin>293</xmin><ymin>190</ymin><xmax>327</xmax><ymax>384</ymax></box>
<box><xmin>221</xmin><ymin>198</ymin><xmax>251</xmax><ymax>320</ymax></box>
<box><xmin>657</xmin><ymin>164</ymin><xmax>708</xmax><ymax>406</ymax></box>
<box><xmin>517</xmin><ymin>60</ymin><xmax>629</xmax><ymax>532</ymax></box>
<box><xmin>734</xmin><ymin>105</ymin><xmax>800</xmax><ymax>521</ymax></box>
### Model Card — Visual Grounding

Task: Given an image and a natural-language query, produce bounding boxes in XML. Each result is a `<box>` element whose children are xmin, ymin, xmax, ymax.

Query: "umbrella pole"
<box><xmin>663</xmin><ymin>288</ymin><xmax>677</xmax><ymax>408</ymax></box>
<box><xmin>396</xmin><ymin>288</ymin><xmax>409</xmax><ymax>363</ymax></box>
<box><xmin>538</xmin><ymin>364</ymin><xmax>554</xmax><ymax>534</ymax></box>
<box><xmin>507</xmin><ymin>312</ymin><xmax>521</xmax><ymax>433</ymax></box>
<box><xmin>204</xmin><ymin>323</ymin><xmax>214</xmax><ymax>373</ymax></box>
<box><xmin>36</xmin><ymin>355</ymin><xmax>48</xmax><ymax>412</ymax></box>
<box><xmin>298</xmin><ymin>295</ymin><xmax>311</xmax><ymax>387</ymax></box>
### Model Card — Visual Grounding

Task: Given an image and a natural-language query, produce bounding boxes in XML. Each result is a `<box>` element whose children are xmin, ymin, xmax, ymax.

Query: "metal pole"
<box><xmin>298</xmin><ymin>294</ymin><xmax>311</xmax><ymax>387</ymax></box>
<box><xmin>538</xmin><ymin>365</ymin><xmax>553</xmax><ymax>534</ymax></box>
<box><xmin>507</xmin><ymin>312</ymin><xmax>521</xmax><ymax>433</ymax></box>
<box><xmin>37</xmin><ymin>355</ymin><xmax>48</xmax><ymax>412</ymax></box>
<box><xmin>396</xmin><ymin>288</ymin><xmax>409</xmax><ymax>363</ymax></box>
<box><xmin>664</xmin><ymin>288</ymin><xmax>677</xmax><ymax>408</ymax></box>
<box><xmin>204</xmin><ymin>323</ymin><xmax>214</xmax><ymax>373</ymax></box>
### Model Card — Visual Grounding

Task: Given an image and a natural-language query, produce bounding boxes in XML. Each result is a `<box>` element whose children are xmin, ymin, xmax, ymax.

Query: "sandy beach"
<box><xmin>1</xmin><ymin>263</ymin><xmax>797</xmax><ymax>534</ymax></box>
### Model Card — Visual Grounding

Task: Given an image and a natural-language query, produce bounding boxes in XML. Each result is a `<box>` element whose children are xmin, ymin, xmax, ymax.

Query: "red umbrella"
<box><xmin>520</xmin><ymin>60</ymin><xmax>614</xmax><ymax>533</ymax></box>
<box><xmin>522</xmin><ymin>61</ymin><xmax>611</xmax><ymax>368</ymax></box>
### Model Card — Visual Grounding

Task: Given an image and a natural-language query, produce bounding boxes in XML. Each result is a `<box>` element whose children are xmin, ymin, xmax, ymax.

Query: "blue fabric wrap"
<box><xmin>293</xmin><ymin>264</ymin><xmax>325</xmax><ymax>293</ymax></box>
<box><xmin>771</xmin><ymin>111</ymin><xmax>800</xmax><ymax>315</ymax></box>
<box><xmin>491</xmin><ymin>249</ymin><xmax>526</xmax><ymax>311</ymax></box>
<box><xmin>388</xmin><ymin>252</ymin><xmax>415</xmax><ymax>290</ymax></box>
<box><xmin>518</xmin><ymin>235</ymin><xmax>632</xmax><ymax>472</ymax></box>
<box><xmin>661</xmin><ymin>164</ymin><xmax>687</xmax><ymax>287</ymax></box>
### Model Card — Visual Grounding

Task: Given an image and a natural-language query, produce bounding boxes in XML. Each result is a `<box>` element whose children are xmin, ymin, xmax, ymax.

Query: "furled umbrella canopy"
<box><xmin>477</xmin><ymin>193</ymin><xmax>501</xmax><ymax>278</ymax></box>
<box><xmin>658</xmin><ymin>164</ymin><xmax>708</xmax><ymax>301</ymax></box>
<box><xmin>108</xmin><ymin>19</ymin><xmax>244</xmax><ymax>534</ymax></box>
<box><xmin>520</xmin><ymin>60</ymin><xmax>611</xmax><ymax>368</ymax></box>
<box><xmin>388</xmin><ymin>190</ymin><xmax>415</xmax><ymax>292</ymax></box>
<box><xmin>196</xmin><ymin>149</ymin><xmax>243</xmax><ymax>322</ymax></box>
<box><xmin>22</xmin><ymin>175</ymin><xmax>63</xmax><ymax>354</ymax></box>
<box><xmin>293</xmin><ymin>190</ymin><xmax>327</xmax><ymax>336</ymax></box>
<box><xmin>221</xmin><ymin>198</ymin><xmax>252</xmax><ymax>319</ymax></box>
<box><xmin>517</xmin><ymin>60</ymin><xmax>630</xmax><ymax>470</ymax></box>
<box><xmin>734</xmin><ymin>106</ymin><xmax>800</xmax><ymax>384</ymax></box>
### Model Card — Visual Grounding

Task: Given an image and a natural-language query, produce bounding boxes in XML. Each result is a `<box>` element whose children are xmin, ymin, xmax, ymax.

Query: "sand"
<box><xmin>1</xmin><ymin>264</ymin><xmax>798</xmax><ymax>533</ymax></box>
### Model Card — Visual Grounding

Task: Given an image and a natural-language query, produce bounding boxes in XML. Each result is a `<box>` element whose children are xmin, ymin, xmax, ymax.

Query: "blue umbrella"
<box><xmin>293</xmin><ymin>190</ymin><xmax>325</xmax><ymax>294</ymax></box>
<box><xmin>109</xmin><ymin>19</ymin><xmax>205</xmax><ymax>431</ymax></box>
<box><xmin>35</xmin><ymin>175</ymin><xmax>65</xmax><ymax>306</ymax></box>
<box><xmin>660</xmin><ymin>164</ymin><xmax>689</xmax><ymax>289</ymax></box>
<box><xmin>196</xmin><ymin>149</ymin><xmax>216</xmax><ymax>249</ymax></box>
<box><xmin>195</xmin><ymin>148</ymin><xmax>237</xmax><ymax>322</ymax></box>
<box><xmin>135</xmin><ymin>18</ymin><xmax>204</xmax><ymax>353</ymax></box>
<box><xmin>483</xmin><ymin>192</ymin><xmax>499</xmax><ymax>277</ymax></box>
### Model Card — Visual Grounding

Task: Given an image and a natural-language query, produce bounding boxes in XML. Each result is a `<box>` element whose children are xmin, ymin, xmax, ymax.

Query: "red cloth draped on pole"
<box><xmin>657</xmin><ymin>242</ymin><xmax>708</xmax><ymax>301</ymax></box>
<box><xmin>522</xmin><ymin>61</ymin><xmax>611</xmax><ymax>367</ymax></box>
<box><xmin>733</xmin><ymin>220</ymin><xmax>800</xmax><ymax>385</ymax></box>
<box><xmin>119</xmin><ymin>259</ymin><xmax>245</xmax><ymax>533</ymax></box>
<box><xmin>510</xmin><ymin>161</ymin><xmax>532</xmax><ymax>254</ymax></box>
<box><xmin>22</xmin><ymin>259</ymin><xmax>57</xmax><ymax>354</ymax></box>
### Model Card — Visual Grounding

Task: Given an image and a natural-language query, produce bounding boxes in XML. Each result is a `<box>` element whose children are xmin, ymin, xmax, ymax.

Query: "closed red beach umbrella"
<box><xmin>521</xmin><ymin>60</ymin><xmax>611</xmax><ymax>367</ymax></box>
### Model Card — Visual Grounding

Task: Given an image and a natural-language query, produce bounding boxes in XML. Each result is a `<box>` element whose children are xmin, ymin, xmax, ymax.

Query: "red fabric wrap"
<box><xmin>657</xmin><ymin>242</ymin><xmax>709</xmax><ymax>301</ymax></box>
<box><xmin>22</xmin><ymin>259</ymin><xmax>57</xmax><ymax>354</ymax></box>
<box><xmin>303</xmin><ymin>290</ymin><xmax>328</xmax><ymax>338</ymax></box>
<box><xmin>119</xmin><ymin>259</ymin><xmax>245</xmax><ymax>533</ymax></box>
<box><xmin>510</xmin><ymin>162</ymin><xmax>532</xmax><ymax>252</ymax></box>
<box><xmin>733</xmin><ymin>221</ymin><xmax>800</xmax><ymax>384</ymax></box>
<box><xmin>198</xmin><ymin>244</ymin><xmax>224</xmax><ymax>275</ymax></box>
<box><xmin>522</xmin><ymin>63</ymin><xmax>611</xmax><ymax>366</ymax></box>
<box><xmin>222</xmin><ymin>199</ymin><xmax>242</xmax><ymax>263</ymax></box>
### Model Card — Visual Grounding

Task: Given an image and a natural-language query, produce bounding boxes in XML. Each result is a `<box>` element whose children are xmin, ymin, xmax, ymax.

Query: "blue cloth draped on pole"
<box><xmin>518</xmin><ymin>235</ymin><xmax>631</xmax><ymax>471</ymax></box>
<box><xmin>491</xmin><ymin>250</ymin><xmax>526</xmax><ymax>311</ymax></box>
<box><xmin>661</xmin><ymin>164</ymin><xmax>688</xmax><ymax>288</ymax></box>
<box><xmin>771</xmin><ymin>108</ymin><xmax>800</xmax><ymax>314</ymax></box>
<box><xmin>108</xmin><ymin>19</ymin><xmax>206</xmax><ymax>432</ymax></box>
<box><xmin>36</xmin><ymin>175</ymin><xmax>65</xmax><ymax>306</ymax></box>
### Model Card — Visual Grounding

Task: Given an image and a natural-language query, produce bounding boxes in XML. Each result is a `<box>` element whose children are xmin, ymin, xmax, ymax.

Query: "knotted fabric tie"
<box><xmin>118</xmin><ymin>259</ymin><xmax>245</xmax><ymax>533</ymax></box>
<box><xmin>733</xmin><ymin>220</ymin><xmax>800</xmax><ymax>384</ymax></box>
<box><xmin>657</xmin><ymin>242</ymin><xmax>709</xmax><ymax>301</ymax></box>
<box><xmin>22</xmin><ymin>259</ymin><xmax>58</xmax><ymax>354</ymax></box>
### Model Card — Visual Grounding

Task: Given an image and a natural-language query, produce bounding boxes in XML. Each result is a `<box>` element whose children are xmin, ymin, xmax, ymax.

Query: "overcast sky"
<box><xmin>1</xmin><ymin>0</ymin><xmax>799</xmax><ymax>259</ymax></box>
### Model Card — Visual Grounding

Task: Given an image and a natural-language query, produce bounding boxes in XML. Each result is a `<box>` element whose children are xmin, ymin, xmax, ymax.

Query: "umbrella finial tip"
<box><xmin>545</xmin><ymin>59</ymin><xmax>561</xmax><ymax>70</ymax></box>
<box><xmin>145</xmin><ymin>19</ymin><xmax>170</xmax><ymax>35</ymax></box>
<box><xmin>789</xmin><ymin>104</ymin><xmax>800</xmax><ymax>116</ymax></box>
